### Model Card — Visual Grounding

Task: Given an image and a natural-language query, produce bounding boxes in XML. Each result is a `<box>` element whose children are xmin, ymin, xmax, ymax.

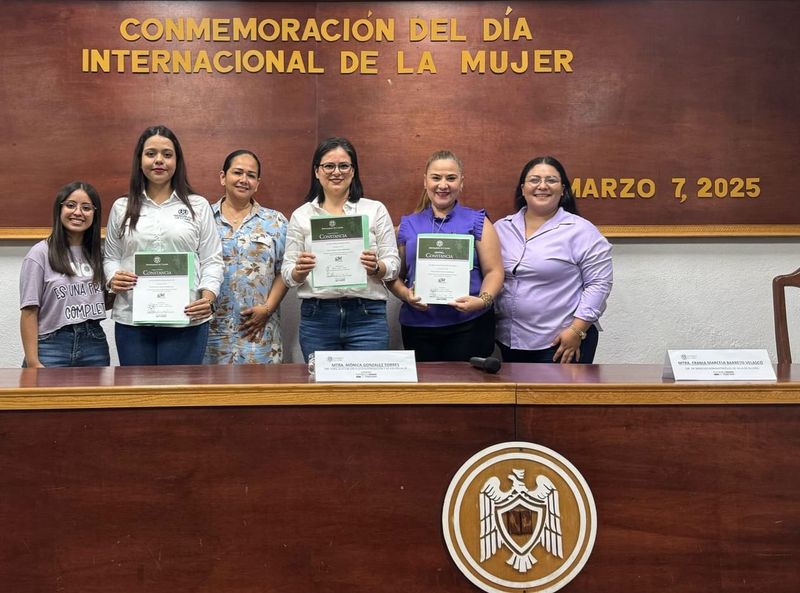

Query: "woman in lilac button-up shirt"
<box><xmin>494</xmin><ymin>156</ymin><xmax>612</xmax><ymax>364</ymax></box>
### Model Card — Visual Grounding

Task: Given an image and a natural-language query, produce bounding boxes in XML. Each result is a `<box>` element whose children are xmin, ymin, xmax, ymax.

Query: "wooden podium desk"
<box><xmin>0</xmin><ymin>363</ymin><xmax>798</xmax><ymax>593</ymax></box>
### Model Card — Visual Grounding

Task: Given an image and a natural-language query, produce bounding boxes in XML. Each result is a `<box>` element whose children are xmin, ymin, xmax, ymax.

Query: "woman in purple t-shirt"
<box><xmin>387</xmin><ymin>150</ymin><xmax>503</xmax><ymax>362</ymax></box>
<box><xmin>19</xmin><ymin>182</ymin><xmax>109</xmax><ymax>367</ymax></box>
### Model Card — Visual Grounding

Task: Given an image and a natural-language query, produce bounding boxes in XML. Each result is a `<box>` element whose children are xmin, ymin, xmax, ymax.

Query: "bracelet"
<box><xmin>368</xmin><ymin>261</ymin><xmax>381</xmax><ymax>276</ymax></box>
<box><xmin>478</xmin><ymin>291</ymin><xmax>494</xmax><ymax>309</ymax></box>
<box><xmin>568</xmin><ymin>325</ymin><xmax>587</xmax><ymax>340</ymax></box>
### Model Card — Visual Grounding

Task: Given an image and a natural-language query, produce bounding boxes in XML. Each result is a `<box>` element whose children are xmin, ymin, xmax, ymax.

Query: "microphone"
<box><xmin>469</xmin><ymin>356</ymin><xmax>502</xmax><ymax>374</ymax></box>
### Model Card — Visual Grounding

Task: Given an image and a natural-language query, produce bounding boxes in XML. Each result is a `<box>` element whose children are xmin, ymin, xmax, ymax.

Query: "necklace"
<box><xmin>222</xmin><ymin>199</ymin><xmax>253</xmax><ymax>225</ymax></box>
<box><xmin>431</xmin><ymin>208</ymin><xmax>450</xmax><ymax>234</ymax></box>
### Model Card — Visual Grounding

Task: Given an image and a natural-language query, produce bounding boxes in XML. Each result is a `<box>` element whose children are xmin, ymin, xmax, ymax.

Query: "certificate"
<box><xmin>132</xmin><ymin>252</ymin><xmax>194</xmax><ymax>325</ymax></box>
<box><xmin>310</xmin><ymin>214</ymin><xmax>369</xmax><ymax>288</ymax></box>
<box><xmin>414</xmin><ymin>234</ymin><xmax>474</xmax><ymax>304</ymax></box>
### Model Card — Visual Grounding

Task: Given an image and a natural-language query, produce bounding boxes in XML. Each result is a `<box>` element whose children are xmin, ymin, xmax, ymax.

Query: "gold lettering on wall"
<box><xmin>86</xmin><ymin>11</ymin><xmax>576</xmax><ymax>76</ymax></box>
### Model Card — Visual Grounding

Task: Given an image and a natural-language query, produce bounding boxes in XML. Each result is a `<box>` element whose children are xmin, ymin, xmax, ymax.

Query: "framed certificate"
<box><xmin>414</xmin><ymin>233</ymin><xmax>474</xmax><ymax>304</ymax></box>
<box><xmin>310</xmin><ymin>214</ymin><xmax>369</xmax><ymax>288</ymax></box>
<box><xmin>132</xmin><ymin>252</ymin><xmax>194</xmax><ymax>325</ymax></box>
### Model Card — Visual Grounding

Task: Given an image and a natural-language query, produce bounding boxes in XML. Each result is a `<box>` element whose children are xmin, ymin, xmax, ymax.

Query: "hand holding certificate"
<box><xmin>132</xmin><ymin>252</ymin><xmax>194</xmax><ymax>325</ymax></box>
<box><xmin>414</xmin><ymin>233</ymin><xmax>474</xmax><ymax>305</ymax></box>
<box><xmin>309</xmin><ymin>214</ymin><xmax>369</xmax><ymax>288</ymax></box>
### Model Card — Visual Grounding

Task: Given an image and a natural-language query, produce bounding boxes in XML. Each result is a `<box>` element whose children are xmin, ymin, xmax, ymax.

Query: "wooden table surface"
<box><xmin>1</xmin><ymin>363</ymin><xmax>799</xmax><ymax>409</ymax></box>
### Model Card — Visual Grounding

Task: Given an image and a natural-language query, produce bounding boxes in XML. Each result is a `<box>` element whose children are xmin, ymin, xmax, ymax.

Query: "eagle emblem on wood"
<box><xmin>480</xmin><ymin>469</ymin><xmax>563</xmax><ymax>573</ymax></box>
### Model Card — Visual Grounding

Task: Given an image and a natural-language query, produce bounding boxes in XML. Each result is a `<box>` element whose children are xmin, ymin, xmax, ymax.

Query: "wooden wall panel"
<box><xmin>1</xmin><ymin>2</ymin><xmax>317</xmax><ymax>231</ymax></box>
<box><xmin>1</xmin><ymin>365</ymin><xmax>799</xmax><ymax>591</ymax></box>
<box><xmin>1</xmin><ymin>1</ymin><xmax>799</xmax><ymax>235</ymax></box>
<box><xmin>517</xmin><ymin>405</ymin><xmax>800</xmax><ymax>593</ymax></box>
<box><xmin>0</xmin><ymin>405</ymin><xmax>515</xmax><ymax>593</ymax></box>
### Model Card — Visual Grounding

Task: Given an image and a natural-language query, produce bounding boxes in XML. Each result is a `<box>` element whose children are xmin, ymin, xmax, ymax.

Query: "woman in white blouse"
<box><xmin>103</xmin><ymin>125</ymin><xmax>223</xmax><ymax>365</ymax></box>
<box><xmin>281</xmin><ymin>137</ymin><xmax>400</xmax><ymax>361</ymax></box>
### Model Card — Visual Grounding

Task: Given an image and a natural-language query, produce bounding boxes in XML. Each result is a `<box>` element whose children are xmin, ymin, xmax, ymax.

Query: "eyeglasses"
<box><xmin>526</xmin><ymin>176</ymin><xmax>562</xmax><ymax>186</ymax></box>
<box><xmin>318</xmin><ymin>162</ymin><xmax>353</xmax><ymax>175</ymax></box>
<box><xmin>61</xmin><ymin>201</ymin><xmax>96</xmax><ymax>214</ymax></box>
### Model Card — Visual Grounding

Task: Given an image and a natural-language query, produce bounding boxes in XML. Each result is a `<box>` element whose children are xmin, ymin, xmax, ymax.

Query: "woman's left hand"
<box><xmin>360</xmin><ymin>250</ymin><xmax>381</xmax><ymax>276</ymax></box>
<box><xmin>185</xmin><ymin>298</ymin><xmax>214</xmax><ymax>321</ymax></box>
<box><xmin>241</xmin><ymin>304</ymin><xmax>271</xmax><ymax>342</ymax></box>
<box><xmin>450</xmin><ymin>295</ymin><xmax>485</xmax><ymax>313</ymax></box>
<box><xmin>552</xmin><ymin>329</ymin><xmax>582</xmax><ymax>364</ymax></box>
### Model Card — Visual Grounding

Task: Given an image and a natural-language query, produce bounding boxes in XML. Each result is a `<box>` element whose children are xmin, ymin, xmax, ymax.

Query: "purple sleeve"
<box><xmin>19</xmin><ymin>250</ymin><xmax>45</xmax><ymax>309</ymax></box>
<box><xmin>472</xmin><ymin>208</ymin><xmax>487</xmax><ymax>241</ymax></box>
<box><xmin>573</xmin><ymin>225</ymin><xmax>613</xmax><ymax>322</ymax></box>
<box><xmin>397</xmin><ymin>215</ymin><xmax>410</xmax><ymax>248</ymax></box>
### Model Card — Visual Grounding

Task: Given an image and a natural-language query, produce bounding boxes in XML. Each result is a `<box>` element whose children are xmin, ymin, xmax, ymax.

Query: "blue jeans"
<box><xmin>299</xmin><ymin>298</ymin><xmax>389</xmax><ymax>362</ymax></box>
<box><xmin>115</xmin><ymin>322</ymin><xmax>209</xmax><ymax>366</ymax></box>
<box><xmin>24</xmin><ymin>320</ymin><xmax>110</xmax><ymax>367</ymax></box>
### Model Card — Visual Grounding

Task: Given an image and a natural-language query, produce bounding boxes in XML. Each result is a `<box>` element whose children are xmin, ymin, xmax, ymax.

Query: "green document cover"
<box><xmin>132</xmin><ymin>252</ymin><xmax>195</xmax><ymax>325</ymax></box>
<box><xmin>309</xmin><ymin>214</ymin><xmax>370</xmax><ymax>288</ymax></box>
<box><xmin>414</xmin><ymin>233</ymin><xmax>474</xmax><ymax>304</ymax></box>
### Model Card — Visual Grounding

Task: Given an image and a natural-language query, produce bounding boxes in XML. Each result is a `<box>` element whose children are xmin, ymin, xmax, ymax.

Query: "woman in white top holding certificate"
<box><xmin>104</xmin><ymin>125</ymin><xmax>223</xmax><ymax>365</ymax></box>
<box><xmin>282</xmin><ymin>137</ymin><xmax>400</xmax><ymax>362</ymax></box>
<box><xmin>387</xmin><ymin>150</ymin><xmax>503</xmax><ymax>362</ymax></box>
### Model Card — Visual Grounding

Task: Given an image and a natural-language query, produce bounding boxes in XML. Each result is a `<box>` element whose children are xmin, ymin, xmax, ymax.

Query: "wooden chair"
<box><xmin>772</xmin><ymin>267</ymin><xmax>800</xmax><ymax>364</ymax></box>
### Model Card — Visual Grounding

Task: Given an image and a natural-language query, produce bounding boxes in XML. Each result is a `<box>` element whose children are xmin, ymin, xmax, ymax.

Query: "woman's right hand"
<box><xmin>240</xmin><ymin>304</ymin><xmax>271</xmax><ymax>342</ymax></box>
<box><xmin>292</xmin><ymin>252</ymin><xmax>317</xmax><ymax>282</ymax></box>
<box><xmin>404</xmin><ymin>286</ymin><xmax>427</xmax><ymax>311</ymax></box>
<box><xmin>110</xmin><ymin>270</ymin><xmax>138</xmax><ymax>293</ymax></box>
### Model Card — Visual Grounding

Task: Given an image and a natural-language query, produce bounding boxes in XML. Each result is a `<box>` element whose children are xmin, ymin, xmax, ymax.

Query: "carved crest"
<box><xmin>480</xmin><ymin>469</ymin><xmax>563</xmax><ymax>573</ymax></box>
<box><xmin>442</xmin><ymin>442</ymin><xmax>596</xmax><ymax>593</ymax></box>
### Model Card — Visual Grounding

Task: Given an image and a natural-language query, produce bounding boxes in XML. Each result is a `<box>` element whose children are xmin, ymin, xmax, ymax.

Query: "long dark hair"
<box><xmin>122</xmin><ymin>125</ymin><xmax>196</xmax><ymax>233</ymax></box>
<box><xmin>303</xmin><ymin>137</ymin><xmax>364</xmax><ymax>204</ymax></box>
<box><xmin>47</xmin><ymin>181</ymin><xmax>104</xmax><ymax>285</ymax></box>
<box><xmin>514</xmin><ymin>155</ymin><xmax>579</xmax><ymax>215</ymax></box>
<box><xmin>222</xmin><ymin>149</ymin><xmax>262</xmax><ymax>177</ymax></box>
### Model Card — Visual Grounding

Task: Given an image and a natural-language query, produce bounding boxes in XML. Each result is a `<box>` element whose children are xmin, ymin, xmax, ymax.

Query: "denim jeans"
<box><xmin>115</xmin><ymin>322</ymin><xmax>210</xmax><ymax>366</ymax></box>
<box><xmin>299</xmin><ymin>298</ymin><xmax>389</xmax><ymax>362</ymax></box>
<box><xmin>25</xmin><ymin>320</ymin><xmax>110</xmax><ymax>367</ymax></box>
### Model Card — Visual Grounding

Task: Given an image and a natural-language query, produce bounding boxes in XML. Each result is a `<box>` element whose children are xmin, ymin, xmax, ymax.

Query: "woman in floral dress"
<box><xmin>205</xmin><ymin>150</ymin><xmax>289</xmax><ymax>364</ymax></box>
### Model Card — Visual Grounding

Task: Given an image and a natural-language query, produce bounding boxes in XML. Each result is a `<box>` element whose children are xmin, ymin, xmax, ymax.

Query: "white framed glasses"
<box><xmin>61</xmin><ymin>201</ymin><xmax>96</xmax><ymax>213</ymax></box>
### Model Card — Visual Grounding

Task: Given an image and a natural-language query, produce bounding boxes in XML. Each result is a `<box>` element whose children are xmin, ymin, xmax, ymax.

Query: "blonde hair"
<box><xmin>414</xmin><ymin>150</ymin><xmax>464</xmax><ymax>213</ymax></box>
